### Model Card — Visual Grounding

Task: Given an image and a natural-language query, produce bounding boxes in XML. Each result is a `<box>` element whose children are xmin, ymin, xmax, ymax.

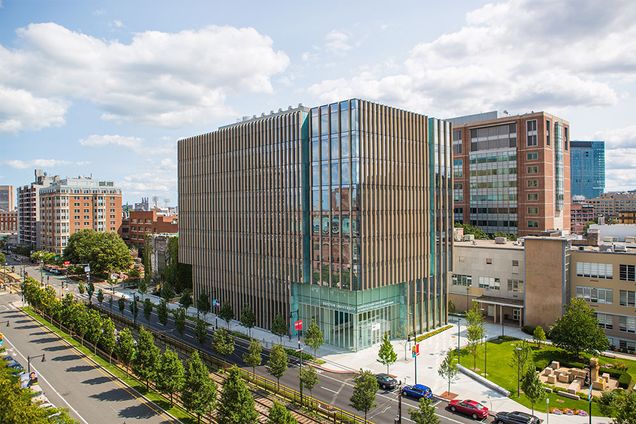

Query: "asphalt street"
<box><xmin>8</xmin><ymin>257</ymin><xmax>482</xmax><ymax>424</ymax></box>
<box><xmin>0</xmin><ymin>290</ymin><xmax>174</xmax><ymax>424</ymax></box>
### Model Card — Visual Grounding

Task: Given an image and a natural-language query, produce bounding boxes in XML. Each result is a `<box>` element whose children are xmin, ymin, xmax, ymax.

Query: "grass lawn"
<box><xmin>23</xmin><ymin>306</ymin><xmax>197</xmax><ymax>424</ymax></box>
<box><xmin>457</xmin><ymin>337</ymin><xmax>636</xmax><ymax>416</ymax></box>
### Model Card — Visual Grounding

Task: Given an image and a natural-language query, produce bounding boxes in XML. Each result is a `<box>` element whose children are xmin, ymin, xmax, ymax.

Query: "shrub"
<box><xmin>522</xmin><ymin>325</ymin><xmax>535</xmax><ymax>335</ymax></box>
<box><xmin>535</xmin><ymin>358</ymin><xmax>550</xmax><ymax>371</ymax></box>
<box><xmin>599</xmin><ymin>367</ymin><xmax>623</xmax><ymax>379</ymax></box>
<box><xmin>618</xmin><ymin>372</ymin><xmax>632</xmax><ymax>389</ymax></box>
<box><xmin>415</xmin><ymin>325</ymin><xmax>453</xmax><ymax>343</ymax></box>
<box><xmin>613</xmin><ymin>361</ymin><xmax>628</xmax><ymax>372</ymax></box>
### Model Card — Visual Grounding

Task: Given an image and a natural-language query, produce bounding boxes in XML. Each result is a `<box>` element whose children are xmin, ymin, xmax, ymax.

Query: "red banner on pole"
<box><xmin>294</xmin><ymin>320</ymin><xmax>303</xmax><ymax>331</ymax></box>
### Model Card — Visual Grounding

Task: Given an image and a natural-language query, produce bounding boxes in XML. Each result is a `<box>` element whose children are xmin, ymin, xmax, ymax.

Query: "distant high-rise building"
<box><xmin>134</xmin><ymin>197</ymin><xmax>149</xmax><ymax>211</ymax></box>
<box><xmin>17</xmin><ymin>169</ymin><xmax>56</xmax><ymax>248</ymax></box>
<box><xmin>39</xmin><ymin>176</ymin><xmax>122</xmax><ymax>254</ymax></box>
<box><xmin>0</xmin><ymin>185</ymin><xmax>15</xmax><ymax>212</ymax></box>
<box><xmin>570</xmin><ymin>140</ymin><xmax>605</xmax><ymax>199</ymax></box>
<box><xmin>179</xmin><ymin>99</ymin><xmax>453</xmax><ymax>351</ymax></box>
<box><xmin>450</xmin><ymin>111</ymin><xmax>571</xmax><ymax>236</ymax></box>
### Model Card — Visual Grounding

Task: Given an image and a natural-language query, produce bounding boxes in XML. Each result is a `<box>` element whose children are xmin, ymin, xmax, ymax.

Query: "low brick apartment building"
<box><xmin>0</xmin><ymin>210</ymin><xmax>17</xmax><ymax>234</ymax></box>
<box><xmin>119</xmin><ymin>210</ymin><xmax>178</xmax><ymax>248</ymax></box>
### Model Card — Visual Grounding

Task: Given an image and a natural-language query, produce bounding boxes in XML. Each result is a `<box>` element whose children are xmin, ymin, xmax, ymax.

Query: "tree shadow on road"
<box><xmin>43</xmin><ymin>345</ymin><xmax>71</xmax><ymax>352</ymax></box>
<box><xmin>82</xmin><ymin>376</ymin><xmax>112</xmax><ymax>385</ymax></box>
<box><xmin>66</xmin><ymin>364</ymin><xmax>97</xmax><ymax>373</ymax></box>
<box><xmin>31</xmin><ymin>337</ymin><xmax>59</xmax><ymax>344</ymax></box>
<box><xmin>14</xmin><ymin>324</ymin><xmax>39</xmax><ymax>330</ymax></box>
<box><xmin>53</xmin><ymin>354</ymin><xmax>83</xmax><ymax>362</ymax></box>
<box><xmin>90</xmin><ymin>387</ymin><xmax>133</xmax><ymax>402</ymax></box>
<box><xmin>119</xmin><ymin>403</ymin><xmax>162</xmax><ymax>420</ymax></box>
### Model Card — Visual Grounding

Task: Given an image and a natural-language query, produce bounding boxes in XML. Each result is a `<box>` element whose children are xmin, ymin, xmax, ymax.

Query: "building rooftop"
<box><xmin>453</xmin><ymin>238</ymin><xmax>524</xmax><ymax>250</ymax></box>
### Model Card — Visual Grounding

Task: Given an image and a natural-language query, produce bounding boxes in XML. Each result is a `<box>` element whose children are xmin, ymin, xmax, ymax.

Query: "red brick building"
<box><xmin>571</xmin><ymin>202</ymin><xmax>595</xmax><ymax>234</ymax></box>
<box><xmin>120</xmin><ymin>210</ymin><xmax>178</xmax><ymax>248</ymax></box>
<box><xmin>451</xmin><ymin>111</ymin><xmax>571</xmax><ymax>236</ymax></box>
<box><xmin>0</xmin><ymin>210</ymin><xmax>17</xmax><ymax>233</ymax></box>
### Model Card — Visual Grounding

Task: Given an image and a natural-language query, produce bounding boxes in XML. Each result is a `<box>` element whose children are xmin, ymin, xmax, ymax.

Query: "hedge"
<box><xmin>415</xmin><ymin>324</ymin><xmax>453</xmax><ymax>343</ymax></box>
<box><xmin>618</xmin><ymin>372</ymin><xmax>632</xmax><ymax>389</ymax></box>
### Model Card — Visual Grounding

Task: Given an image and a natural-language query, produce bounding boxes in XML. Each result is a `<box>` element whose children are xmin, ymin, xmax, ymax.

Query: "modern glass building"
<box><xmin>179</xmin><ymin>99</ymin><xmax>452</xmax><ymax>351</ymax></box>
<box><xmin>570</xmin><ymin>140</ymin><xmax>605</xmax><ymax>199</ymax></box>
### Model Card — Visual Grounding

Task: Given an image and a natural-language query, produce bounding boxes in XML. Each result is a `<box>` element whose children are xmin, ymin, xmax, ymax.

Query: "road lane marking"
<box><xmin>320</xmin><ymin>386</ymin><xmax>339</xmax><ymax>394</ymax></box>
<box><xmin>2</xmin><ymin>334</ymin><xmax>90</xmax><ymax>424</ymax></box>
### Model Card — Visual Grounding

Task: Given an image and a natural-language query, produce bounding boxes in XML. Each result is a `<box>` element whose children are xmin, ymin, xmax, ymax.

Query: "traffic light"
<box><xmin>407</xmin><ymin>334</ymin><xmax>411</xmax><ymax>342</ymax></box>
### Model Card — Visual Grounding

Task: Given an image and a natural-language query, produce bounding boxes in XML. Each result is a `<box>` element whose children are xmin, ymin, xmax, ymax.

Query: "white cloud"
<box><xmin>111</xmin><ymin>20</ymin><xmax>124</xmax><ymax>28</ymax></box>
<box><xmin>0</xmin><ymin>85</ymin><xmax>67</xmax><ymax>132</ymax></box>
<box><xmin>79</xmin><ymin>133</ymin><xmax>175</xmax><ymax>156</ymax></box>
<box><xmin>3</xmin><ymin>159</ymin><xmax>71</xmax><ymax>169</ymax></box>
<box><xmin>0</xmin><ymin>23</ymin><xmax>290</xmax><ymax>130</ymax></box>
<box><xmin>325</xmin><ymin>30</ymin><xmax>351</xmax><ymax>53</ymax></box>
<box><xmin>309</xmin><ymin>0</ymin><xmax>636</xmax><ymax>116</ymax></box>
<box><xmin>591</xmin><ymin>126</ymin><xmax>636</xmax><ymax>191</ymax></box>
<box><xmin>594</xmin><ymin>125</ymin><xmax>636</xmax><ymax>150</ymax></box>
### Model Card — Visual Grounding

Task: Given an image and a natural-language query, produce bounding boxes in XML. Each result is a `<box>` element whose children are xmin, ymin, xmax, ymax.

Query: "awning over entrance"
<box><xmin>473</xmin><ymin>296</ymin><xmax>524</xmax><ymax>309</ymax></box>
<box><xmin>473</xmin><ymin>296</ymin><xmax>524</xmax><ymax>328</ymax></box>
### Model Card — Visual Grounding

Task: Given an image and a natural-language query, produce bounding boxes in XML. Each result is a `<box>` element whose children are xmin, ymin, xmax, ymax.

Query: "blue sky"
<box><xmin>1</xmin><ymin>0</ymin><xmax>636</xmax><ymax>204</ymax></box>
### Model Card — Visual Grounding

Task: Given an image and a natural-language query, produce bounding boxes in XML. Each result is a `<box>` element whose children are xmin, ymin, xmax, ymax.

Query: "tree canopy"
<box><xmin>217</xmin><ymin>366</ymin><xmax>257</xmax><ymax>424</ymax></box>
<box><xmin>63</xmin><ymin>230</ymin><xmax>132</xmax><ymax>275</ymax></box>
<box><xmin>550</xmin><ymin>298</ymin><xmax>610</xmax><ymax>356</ymax></box>
<box><xmin>377</xmin><ymin>332</ymin><xmax>397</xmax><ymax>374</ymax></box>
<box><xmin>350</xmin><ymin>370</ymin><xmax>378</xmax><ymax>422</ymax></box>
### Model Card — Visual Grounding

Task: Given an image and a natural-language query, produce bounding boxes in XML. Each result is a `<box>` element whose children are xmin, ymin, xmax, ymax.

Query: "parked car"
<box><xmin>448</xmin><ymin>399</ymin><xmax>489</xmax><ymax>420</ymax></box>
<box><xmin>375</xmin><ymin>373</ymin><xmax>398</xmax><ymax>390</ymax></box>
<box><xmin>494</xmin><ymin>411</ymin><xmax>541</xmax><ymax>424</ymax></box>
<box><xmin>401</xmin><ymin>384</ymin><xmax>433</xmax><ymax>400</ymax></box>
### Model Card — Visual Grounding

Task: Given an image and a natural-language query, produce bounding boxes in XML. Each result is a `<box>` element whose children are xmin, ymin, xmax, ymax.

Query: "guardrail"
<box><xmin>98</xmin><ymin>305</ymin><xmax>367</xmax><ymax>423</ymax></box>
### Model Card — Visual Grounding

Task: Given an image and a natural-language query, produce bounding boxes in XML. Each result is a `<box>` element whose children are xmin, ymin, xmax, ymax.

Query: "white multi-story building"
<box><xmin>17</xmin><ymin>169</ymin><xmax>56</xmax><ymax>248</ymax></box>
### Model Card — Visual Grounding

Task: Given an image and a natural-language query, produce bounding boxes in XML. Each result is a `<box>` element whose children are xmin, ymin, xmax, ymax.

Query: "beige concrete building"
<box><xmin>570</xmin><ymin>246</ymin><xmax>636</xmax><ymax>353</ymax></box>
<box><xmin>39</xmin><ymin>176</ymin><xmax>122</xmax><ymax>254</ymax></box>
<box><xmin>0</xmin><ymin>185</ymin><xmax>15</xmax><ymax>212</ymax></box>
<box><xmin>17</xmin><ymin>169</ymin><xmax>56</xmax><ymax>248</ymax></box>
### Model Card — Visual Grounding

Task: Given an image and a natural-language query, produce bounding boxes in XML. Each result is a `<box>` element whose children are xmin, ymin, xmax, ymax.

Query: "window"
<box><xmin>508</xmin><ymin>279</ymin><xmax>523</xmax><ymax>292</ymax></box>
<box><xmin>620</xmin><ymin>264</ymin><xmax>636</xmax><ymax>281</ymax></box>
<box><xmin>452</xmin><ymin>274</ymin><xmax>472</xmax><ymax>286</ymax></box>
<box><xmin>619</xmin><ymin>316</ymin><xmax>636</xmax><ymax>333</ymax></box>
<box><xmin>453</xmin><ymin>129</ymin><xmax>462</xmax><ymax>154</ymax></box>
<box><xmin>596</xmin><ymin>313</ymin><xmax>613</xmax><ymax>330</ymax></box>
<box><xmin>565</xmin><ymin>127</ymin><xmax>569</xmax><ymax>150</ymax></box>
<box><xmin>486</xmin><ymin>258</ymin><xmax>493</xmax><ymax>264</ymax></box>
<box><xmin>546</xmin><ymin>120</ymin><xmax>551</xmax><ymax>145</ymax></box>
<box><xmin>527</xmin><ymin>193</ymin><xmax>538</xmax><ymax>201</ymax></box>
<box><xmin>620</xmin><ymin>290</ymin><xmax>636</xmax><ymax>307</ymax></box>
<box><xmin>453</xmin><ymin>159</ymin><xmax>463</xmax><ymax>178</ymax></box>
<box><xmin>527</xmin><ymin>179</ymin><xmax>538</xmax><ymax>188</ymax></box>
<box><xmin>527</xmin><ymin>152</ymin><xmax>539</xmax><ymax>161</ymax></box>
<box><xmin>526</xmin><ymin>120</ymin><xmax>538</xmax><ymax>146</ymax></box>
<box><xmin>576</xmin><ymin>286</ymin><xmax>613</xmax><ymax>304</ymax></box>
<box><xmin>527</xmin><ymin>166</ymin><xmax>539</xmax><ymax>174</ymax></box>
<box><xmin>528</xmin><ymin>207</ymin><xmax>539</xmax><ymax>215</ymax></box>
<box><xmin>512</xmin><ymin>260</ymin><xmax>519</xmax><ymax>267</ymax></box>
<box><xmin>479</xmin><ymin>276</ymin><xmax>501</xmax><ymax>290</ymax></box>
<box><xmin>576</xmin><ymin>262</ymin><xmax>613</xmax><ymax>279</ymax></box>
<box><xmin>528</xmin><ymin>220</ymin><xmax>539</xmax><ymax>228</ymax></box>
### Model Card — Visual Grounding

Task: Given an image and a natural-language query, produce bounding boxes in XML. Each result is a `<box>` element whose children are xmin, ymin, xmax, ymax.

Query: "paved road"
<box><xmin>10</xmin><ymin>257</ymin><xmax>480</xmax><ymax>424</ymax></box>
<box><xmin>0</xmin><ymin>290</ymin><xmax>174</xmax><ymax>424</ymax></box>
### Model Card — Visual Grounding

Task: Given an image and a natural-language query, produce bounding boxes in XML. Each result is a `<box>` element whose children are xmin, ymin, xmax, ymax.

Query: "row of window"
<box><xmin>452</xmin><ymin>274</ymin><xmax>524</xmax><ymax>292</ymax></box>
<box><xmin>576</xmin><ymin>262</ymin><xmax>614</xmax><ymax>279</ymax></box>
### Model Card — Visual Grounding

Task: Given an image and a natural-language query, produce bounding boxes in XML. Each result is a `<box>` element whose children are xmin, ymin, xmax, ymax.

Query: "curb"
<box><xmin>457</xmin><ymin>364</ymin><xmax>510</xmax><ymax>397</ymax></box>
<box><xmin>22</xmin><ymin>307</ymin><xmax>182</xmax><ymax>423</ymax></box>
<box><xmin>309</xmin><ymin>361</ymin><xmax>357</xmax><ymax>375</ymax></box>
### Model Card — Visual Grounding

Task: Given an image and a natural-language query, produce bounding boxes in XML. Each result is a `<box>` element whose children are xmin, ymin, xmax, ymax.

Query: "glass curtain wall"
<box><xmin>554</xmin><ymin>122</ymin><xmax>564</xmax><ymax>212</ymax></box>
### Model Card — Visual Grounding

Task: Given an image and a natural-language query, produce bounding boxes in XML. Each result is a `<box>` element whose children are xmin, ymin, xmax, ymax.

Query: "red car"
<box><xmin>449</xmin><ymin>399</ymin><xmax>489</xmax><ymax>420</ymax></box>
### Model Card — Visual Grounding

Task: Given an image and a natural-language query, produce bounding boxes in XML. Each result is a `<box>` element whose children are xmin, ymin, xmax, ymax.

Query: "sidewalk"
<box><xmin>110</xmin><ymin>286</ymin><xmax>613</xmax><ymax>424</ymax></box>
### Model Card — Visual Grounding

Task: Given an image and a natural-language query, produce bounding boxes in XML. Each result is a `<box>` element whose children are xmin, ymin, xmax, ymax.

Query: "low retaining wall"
<box><xmin>457</xmin><ymin>364</ymin><xmax>510</xmax><ymax>397</ymax></box>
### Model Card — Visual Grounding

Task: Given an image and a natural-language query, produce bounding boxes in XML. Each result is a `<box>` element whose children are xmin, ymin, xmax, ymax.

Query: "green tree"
<box><xmin>179</xmin><ymin>290</ymin><xmax>193</xmax><ymax>310</ymax></box>
<box><xmin>350</xmin><ymin>369</ymin><xmax>378</xmax><ymax>423</ymax></box>
<box><xmin>212</xmin><ymin>328</ymin><xmax>235</xmax><ymax>357</ymax></box>
<box><xmin>0</xmin><ymin>252</ymin><xmax>5</xmax><ymax>264</ymax></box>
<box><xmin>163</xmin><ymin>236</ymin><xmax>179</xmax><ymax>290</ymax></box>
<box><xmin>142</xmin><ymin>235</ymin><xmax>152</xmax><ymax>285</ymax></box>
<box><xmin>521</xmin><ymin>368</ymin><xmax>545</xmax><ymax>417</ymax></box>
<box><xmin>196</xmin><ymin>292</ymin><xmax>209</xmax><ymax>318</ymax></box>
<box><xmin>510</xmin><ymin>341</ymin><xmax>533</xmax><ymax>397</ymax></box>
<box><xmin>118</xmin><ymin>296</ymin><xmax>125</xmax><ymax>314</ymax></box>
<box><xmin>218</xmin><ymin>301</ymin><xmax>233</xmax><ymax>329</ymax></box>
<box><xmin>242</xmin><ymin>338</ymin><xmax>262</xmax><ymax>378</ymax></box>
<box><xmin>160</xmin><ymin>281</ymin><xmax>175</xmax><ymax>300</ymax></box>
<box><xmin>173</xmin><ymin>307</ymin><xmax>186</xmax><ymax>335</ymax></box>
<box><xmin>611</xmin><ymin>390</ymin><xmax>636</xmax><ymax>424</ymax></box>
<box><xmin>85</xmin><ymin>308</ymin><xmax>103</xmax><ymax>354</ymax></box>
<box><xmin>409</xmin><ymin>398</ymin><xmax>440</xmax><ymax>424</ymax></box>
<box><xmin>271</xmin><ymin>314</ymin><xmax>287</xmax><ymax>343</ymax></box>
<box><xmin>143</xmin><ymin>298</ymin><xmax>153</xmax><ymax>321</ymax></box>
<box><xmin>550</xmin><ymin>298</ymin><xmax>610</xmax><ymax>357</ymax></box>
<box><xmin>438</xmin><ymin>349</ymin><xmax>458</xmax><ymax>395</ymax></box>
<box><xmin>130</xmin><ymin>296</ymin><xmax>139</xmax><ymax>324</ymax></box>
<box><xmin>70</xmin><ymin>302</ymin><xmax>89</xmax><ymax>344</ymax></box>
<box><xmin>377</xmin><ymin>332</ymin><xmax>397</xmax><ymax>374</ymax></box>
<box><xmin>96</xmin><ymin>288</ymin><xmax>104</xmax><ymax>306</ymax></box>
<box><xmin>86</xmin><ymin>280</ymin><xmax>95</xmax><ymax>304</ymax></box>
<box><xmin>218</xmin><ymin>366</ymin><xmax>258</xmax><ymax>424</ymax></box>
<box><xmin>182</xmin><ymin>351</ymin><xmax>217</xmax><ymax>424</ymax></box>
<box><xmin>132</xmin><ymin>326</ymin><xmax>160</xmax><ymax>389</ymax></box>
<box><xmin>533</xmin><ymin>326</ymin><xmax>546</xmax><ymax>348</ymax></box>
<box><xmin>116</xmin><ymin>327</ymin><xmax>136</xmax><ymax>375</ymax></box>
<box><xmin>299</xmin><ymin>365</ymin><xmax>319</xmax><ymax>397</ymax></box>
<box><xmin>466</xmin><ymin>303</ymin><xmax>485</xmax><ymax>370</ymax></box>
<box><xmin>137</xmin><ymin>278</ymin><xmax>148</xmax><ymax>296</ymax></box>
<box><xmin>108</xmin><ymin>295</ymin><xmax>113</xmax><ymax>310</ymax></box>
<box><xmin>127</xmin><ymin>267</ymin><xmax>141</xmax><ymax>284</ymax></box>
<box><xmin>240</xmin><ymin>308</ymin><xmax>256</xmax><ymax>337</ymax></box>
<box><xmin>64</xmin><ymin>230</ymin><xmax>133</xmax><ymax>275</ymax></box>
<box><xmin>267</xmin><ymin>401</ymin><xmax>298</xmax><ymax>424</ymax></box>
<box><xmin>157</xmin><ymin>299</ymin><xmax>168</xmax><ymax>326</ymax></box>
<box><xmin>267</xmin><ymin>344</ymin><xmax>288</xmax><ymax>390</ymax></box>
<box><xmin>156</xmin><ymin>348</ymin><xmax>185</xmax><ymax>407</ymax></box>
<box><xmin>195</xmin><ymin>317</ymin><xmax>208</xmax><ymax>344</ymax></box>
<box><xmin>101</xmin><ymin>317</ymin><xmax>116</xmax><ymax>363</ymax></box>
<box><xmin>78</xmin><ymin>280</ymin><xmax>85</xmax><ymax>295</ymax></box>
<box><xmin>304</xmin><ymin>319</ymin><xmax>324</xmax><ymax>357</ymax></box>
<box><xmin>454</xmin><ymin>222</ymin><xmax>488</xmax><ymax>240</ymax></box>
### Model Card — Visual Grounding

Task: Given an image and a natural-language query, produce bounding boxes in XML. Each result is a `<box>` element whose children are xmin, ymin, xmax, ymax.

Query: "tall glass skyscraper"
<box><xmin>570</xmin><ymin>140</ymin><xmax>605</xmax><ymax>199</ymax></box>
<box><xmin>178</xmin><ymin>99</ymin><xmax>453</xmax><ymax>351</ymax></box>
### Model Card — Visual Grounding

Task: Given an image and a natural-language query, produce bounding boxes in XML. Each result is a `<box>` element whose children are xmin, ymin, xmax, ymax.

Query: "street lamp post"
<box><xmin>484</xmin><ymin>336</ymin><xmax>488</xmax><ymax>377</ymax></box>
<box><xmin>0</xmin><ymin>320</ymin><xmax>9</xmax><ymax>327</ymax></box>
<box><xmin>515</xmin><ymin>346</ymin><xmax>522</xmax><ymax>397</ymax></box>
<box><xmin>546</xmin><ymin>397</ymin><xmax>550</xmax><ymax>424</ymax></box>
<box><xmin>395</xmin><ymin>381</ymin><xmax>403</xmax><ymax>424</ymax></box>
<box><xmin>27</xmin><ymin>353</ymin><xmax>46</xmax><ymax>373</ymax></box>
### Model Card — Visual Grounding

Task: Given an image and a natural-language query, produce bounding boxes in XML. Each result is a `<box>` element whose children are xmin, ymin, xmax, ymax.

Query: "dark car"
<box><xmin>401</xmin><ymin>384</ymin><xmax>432</xmax><ymax>400</ymax></box>
<box><xmin>494</xmin><ymin>411</ymin><xmax>541</xmax><ymax>424</ymax></box>
<box><xmin>375</xmin><ymin>373</ymin><xmax>398</xmax><ymax>390</ymax></box>
<box><xmin>448</xmin><ymin>399</ymin><xmax>489</xmax><ymax>420</ymax></box>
